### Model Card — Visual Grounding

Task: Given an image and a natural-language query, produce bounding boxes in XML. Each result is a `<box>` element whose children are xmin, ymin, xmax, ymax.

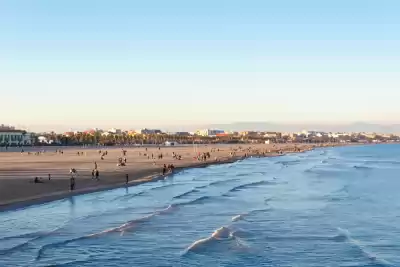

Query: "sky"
<box><xmin>0</xmin><ymin>0</ymin><xmax>399</xmax><ymax>132</ymax></box>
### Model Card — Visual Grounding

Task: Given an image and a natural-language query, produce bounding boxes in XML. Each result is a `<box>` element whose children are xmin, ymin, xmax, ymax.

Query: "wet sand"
<box><xmin>0</xmin><ymin>143</ymin><xmax>340</xmax><ymax>210</ymax></box>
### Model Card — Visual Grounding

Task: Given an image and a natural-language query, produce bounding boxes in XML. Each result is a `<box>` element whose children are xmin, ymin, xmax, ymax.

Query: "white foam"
<box><xmin>232</xmin><ymin>214</ymin><xmax>246</xmax><ymax>222</ymax></box>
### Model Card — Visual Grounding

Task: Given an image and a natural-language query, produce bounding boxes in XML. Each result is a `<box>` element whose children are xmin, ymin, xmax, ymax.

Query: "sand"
<box><xmin>0</xmin><ymin>143</ymin><xmax>339</xmax><ymax>210</ymax></box>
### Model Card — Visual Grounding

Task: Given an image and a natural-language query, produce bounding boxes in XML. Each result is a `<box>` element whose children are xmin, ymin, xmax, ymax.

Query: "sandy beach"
<box><xmin>0</xmin><ymin>143</ymin><xmax>341</xmax><ymax>210</ymax></box>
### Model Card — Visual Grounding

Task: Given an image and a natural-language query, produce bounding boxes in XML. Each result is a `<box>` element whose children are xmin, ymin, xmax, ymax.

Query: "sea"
<box><xmin>1</xmin><ymin>144</ymin><xmax>400</xmax><ymax>267</ymax></box>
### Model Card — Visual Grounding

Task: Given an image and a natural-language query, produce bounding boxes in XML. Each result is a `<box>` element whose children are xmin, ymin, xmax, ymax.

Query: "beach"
<box><xmin>0</xmin><ymin>143</ymin><xmax>341</xmax><ymax>210</ymax></box>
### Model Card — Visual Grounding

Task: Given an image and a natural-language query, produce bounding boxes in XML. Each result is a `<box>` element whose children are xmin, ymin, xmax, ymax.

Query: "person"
<box><xmin>94</xmin><ymin>161</ymin><xmax>97</xmax><ymax>169</ymax></box>
<box><xmin>95</xmin><ymin>169</ymin><xmax>99</xmax><ymax>180</ymax></box>
<box><xmin>48</xmin><ymin>173</ymin><xmax>51</xmax><ymax>180</ymax></box>
<box><xmin>162</xmin><ymin>164</ymin><xmax>167</xmax><ymax>175</ymax></box>
<box><xmin>34</xmin><ymin>177</ymin><xmax>43</xmax><ymax>183</ymax></box>
<box><xmin>91</xmin><ymin>169</ymin><xmax>95</xmax><ymax>179</ymax></box>
<box><xmin>70</xmin><ymin>177</ymin><xmax>75</xmax><ymax>191</ymax></box>
<box><xmin>125</xmin><ymin>174</ymin><xmax>129</xmax><ymax>185</ymax></box>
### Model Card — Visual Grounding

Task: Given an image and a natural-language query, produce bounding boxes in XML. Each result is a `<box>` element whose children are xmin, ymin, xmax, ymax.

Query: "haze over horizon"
<box><xmin>8</xmin><ymin>121</ymin><xmax>400</xmax><ymax>134</ymax></box>
<box><xmin>1</xmin><ymin>1</ymin><xmax>399</xmax><ymax>128</ymax></box>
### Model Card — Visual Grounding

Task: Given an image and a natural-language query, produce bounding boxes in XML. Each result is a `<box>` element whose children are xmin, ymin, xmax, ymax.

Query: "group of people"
<box><xmin>172</xmin><ymin>152</ymin><xmax>182</xmax><ymax>160</ymax></box>
<box><xmin>162</xmin><ymin>164</ymin><xmax>175</xmax><ymax>175</ymax></box>
<box><xmin>99</xmin><ymin>150</ymin><xmax>108</xmax><ymax>160</ymax></box>
<box><xmin>197</xmin><ymin>152</ymin><xmax>211</xmax><ymax>161</ymax></box>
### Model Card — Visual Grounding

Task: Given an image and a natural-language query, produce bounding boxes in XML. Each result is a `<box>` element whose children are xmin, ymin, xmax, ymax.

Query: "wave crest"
<box><xmin>184</xmin><ymin>226</ymin><xmax>248</xmax><ymax>254</ymax></box>
<box><xmin>173</xmin><ymin>189</ymin><xmax>199</xmax><ymax>199</ymax></box>
<box><xmin>229</xmin><ymin>181</ymin><xmax>273</xmax><ymax>192</ymax></box>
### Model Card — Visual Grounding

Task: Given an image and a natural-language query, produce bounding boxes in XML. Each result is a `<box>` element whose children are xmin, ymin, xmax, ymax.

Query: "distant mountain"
<box><xmin>19</xmin><ymin>121</ymin><xmax>400</xmax><ymax>134</ymax></box>
<box><xmin>201</xmin><ymin>122</ymin><xmax>400</xmax><ymax>134</ymax></box>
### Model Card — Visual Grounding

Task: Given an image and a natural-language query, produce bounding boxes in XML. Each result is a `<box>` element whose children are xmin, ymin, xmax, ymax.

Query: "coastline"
<box><xmin>0</xmin><ymin>143</ymin><xmax>345</xmax><ymax>212</ymax></box>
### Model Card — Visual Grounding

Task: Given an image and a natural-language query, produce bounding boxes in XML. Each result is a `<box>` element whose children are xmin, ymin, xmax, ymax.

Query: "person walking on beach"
<box><xmin>94</xmin><ymin>161</ymin><xmax>98</xmax><ymax>169</ymax></box>
<box><xmin>91</xmin><ymin>169</ymin><xmax>95</xmax><ymax>179</ymax></box>
<box><xmin>126</xmin><ymin>174</ymin><xmax>129</xmax><ymax>185</ymax></box>
<box><xmin>48</xmin><ymin>173</ymin><xmax>51</xmax><ymax>181</ymax></box>
<box><xmin>162</xmin><ymin>164</ymin><xmax>167</xmax><ymax>175</ymax></box>
<box><xmin>95</xmin><ymin>169</ymin><xmax>99</xmax><ymax>180</ymax></box>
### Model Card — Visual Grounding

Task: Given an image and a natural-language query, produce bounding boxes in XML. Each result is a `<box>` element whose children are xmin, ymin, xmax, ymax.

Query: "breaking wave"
<box><xmin>184</xmin><ymin>226</ymin><xmax>249</xmax><ymax>254</ymax></box>
<box><xmin>333</xmin><ymin>228</ymin><xmax>393</xmax><ymax>266</ymax></box>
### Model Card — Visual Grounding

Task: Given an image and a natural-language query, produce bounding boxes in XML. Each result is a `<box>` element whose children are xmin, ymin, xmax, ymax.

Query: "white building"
<box><xmin>196</xmin><ymin>129</ymin><xmax>225</xmax><ymax>137</ymax></box>
<box><xmin>0</xmin><ymin>130</ymin><xmax>33</xmax><ymax>145</ymax></box>
<box><xmin>37</xmin><ymin>136</ymin><xmax>56</xmax><ymax>144</ymax></box>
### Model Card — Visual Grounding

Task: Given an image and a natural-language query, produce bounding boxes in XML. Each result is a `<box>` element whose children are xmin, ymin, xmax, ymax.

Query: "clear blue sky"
<box><xmin>0</xmin><ymin>0</ymin><xmax>399</xmax><ymax>131</ymax></box>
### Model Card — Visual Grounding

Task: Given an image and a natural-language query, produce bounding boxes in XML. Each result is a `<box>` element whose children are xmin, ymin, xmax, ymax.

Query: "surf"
<box><xmin>184</xmin><ymin>226</ymin><xmax>249</xmax><ymax>255</ymax></box>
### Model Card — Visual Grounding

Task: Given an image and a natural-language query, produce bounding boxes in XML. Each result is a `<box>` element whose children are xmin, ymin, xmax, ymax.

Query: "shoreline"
<box><xmin>0</xmin><ymin>144</ymin><xmax>347</xmax><ymax>212</ymax></box>
<box><xmin>0</xmin><ymin>154</ymin><xmax>279</xmax><ymax>212</ymax></box>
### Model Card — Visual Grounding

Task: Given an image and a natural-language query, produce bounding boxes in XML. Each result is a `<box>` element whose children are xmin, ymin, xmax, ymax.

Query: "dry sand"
<box><xmin>0</xmin><ymin>143</ymin><xmax>339</xmax><ymax>210</ymax></box>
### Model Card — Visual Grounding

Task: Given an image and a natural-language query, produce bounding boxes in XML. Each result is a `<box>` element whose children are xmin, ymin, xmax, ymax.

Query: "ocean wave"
<box><xmin>149</xmin><ymin>183</ymin><xmax>181</xmax><ymax>191</ymax></box>
<box><xmin>176</xmin><ymin>196</ymin><xmax>213</xmax><ymax>206</ymax></box>
<box><xmin>194</xmin><ymin>184</ymin><xmax>209</xmax><ymax>189</ymax></box>
<box><xmin>173</xmin><ymin>189</ymin><xmax>199</xmax><ymax>199</ymax></box>
<box><xmin>353</xmin><ymin>165</ymin><xmax>373</xmax><ymax>170</ymax></box>
<box><xmin>365</xmin><ymin>160</ymin><xmax>400</xmax><ymax>166</ymax></box>
<box><xmin>113</xmin><ymin>190</ymin><xmax>146</xmax><ymax>201</ymax></box>
<box><xmin>235</xmin><ymin>173</ymin><xmax>250</xmax><ymax>177</ymax></box>
<box><xmin>0</xmin><ymin>225</ymin><xmax>65</xmax><ymax>256</ymax></box>
<box><xmin>229</xmin><ymin>181</ymin><xmax>274</xmax><ymax>192</ymax></box>
<box><xmin>36</xmin><ymin>205</ymin><xmax>175</xmax><ymax>261</ymax></box>
<box><xmin>43</xmin><ymin>256</ymin><xmax>123</xmax><ymax>267</ymax></box>
<box><xmin>333</xmin><ymin>228</ymin><xmax>392</xmax><ymax>266</ymax></box>
<box><xmin>184</xmin><ymin>226</ymin><xmax>249</xmax><ymax>254</ymax></box>
<box><xmin>209</xmin><ymin>178</ymin><xmax>240</xmax><ymax>186</ymax></box>
<box><xmin>275</xmin><ymin>160</ymin><xmax>301</xmax><ymax>166</ymax></box>
<box><xmin>0</xmin><ymin>231</ymin><xmax>48</xmax><ymax>242</ymax></box>
<box><xmin>232</xmin><ymin>214</ymin><xmax>246</xmax><ymax>222</ymax></box>
<box><xmin>232</xmin><ymin>208</ymin><xmax>271</xmax><ymax>222</ymax></box>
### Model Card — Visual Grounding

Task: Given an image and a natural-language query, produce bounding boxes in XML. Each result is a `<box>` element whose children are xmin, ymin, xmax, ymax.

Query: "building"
<box><xmin>108</xmin><ymin>128</ymin><xmax>122</xmax><ymax>134</ymax></box>
<box><xmin>0</xmin><ymin>129</ymin><xmax>33</xmax><ymax>145</ymax></box>
<box><xmin>196</xmin><ymin>129</ymin><xmax>225</xmax><ymax>137</ymax></box>
<box><xmin>169</xmin><ymin>132</ymin><xmax>191</xmax><ymax>136</ymax></box>
<box><xmin>263</xmin><ymin>132</ymin><xmax>282</xmax><ymax>138</ymax></box>
<box><xmin>140</xmin><ymin>128</ymin><xmax>163</xmax><ymax>135</ymax></box>
<box><xmin>240</xmin><ymin>131</ymin><xmax>259</xmax><ymax>137</ymax></box>
<box><xmin>0</xmin><ymin>124</ymin><xmax>15</xmax><ymax>131</ymax></box>
<box><xmin>37</xmin><ymin>136</ymin><xmax>57</xmax><ymax>144</ymax></box>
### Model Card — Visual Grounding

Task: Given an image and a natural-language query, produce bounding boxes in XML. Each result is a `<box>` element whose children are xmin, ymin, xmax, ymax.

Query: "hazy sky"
<box><xmin>0</xmin><ymin>0</ymin><xmax>399</xmax><ymax>131</ymax></box>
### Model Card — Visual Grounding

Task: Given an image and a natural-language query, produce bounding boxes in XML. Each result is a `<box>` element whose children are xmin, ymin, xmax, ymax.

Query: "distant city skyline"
<box><xmin>1</xmin><ymin>1</ymin><xmax>399</xmax><ymax>127</ymax></box>
<box><xmin>7</xmin><ymin>121</ymin><xmax>400</xmax><ymax>134</ymax></box>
